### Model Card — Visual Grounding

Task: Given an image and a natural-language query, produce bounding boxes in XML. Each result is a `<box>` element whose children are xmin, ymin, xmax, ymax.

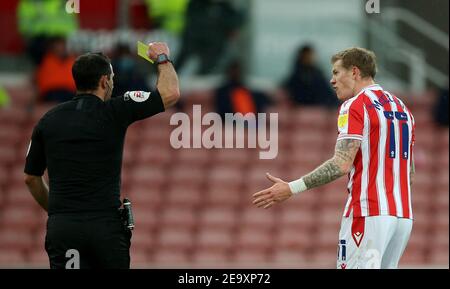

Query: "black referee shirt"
<box><xmin>24</xmin><ymin>91</ymin><xmax>165</xmax><ymax>215</ymax></box>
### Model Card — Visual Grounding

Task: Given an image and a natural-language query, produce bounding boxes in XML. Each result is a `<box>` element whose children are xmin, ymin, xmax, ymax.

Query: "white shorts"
<box><xmin>336</xmin><ymin>212</ymin><xmax>413</xmax><ymax>269</ymax></box>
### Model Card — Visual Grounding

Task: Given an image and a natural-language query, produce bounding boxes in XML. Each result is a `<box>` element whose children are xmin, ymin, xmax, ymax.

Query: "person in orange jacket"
<box><xmin>36</xmin><ymin>37</ymin><xmax>76</xmax><ymax>103</ymax></box>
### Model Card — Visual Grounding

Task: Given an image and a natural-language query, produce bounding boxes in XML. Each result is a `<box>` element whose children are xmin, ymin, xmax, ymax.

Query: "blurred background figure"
<box><xmin>0</xmin><ymin>86</ymin><xmax>10</xmax><ymax>108</ymax></box>
<box><xmin>215</xmin><ymin>60</ymin><xmax>271</xmax><ymax>121</ymax></box>
<box><xmin>174</xmin><ymin>0</ymin><xmax>244</xmax><ymax>75</ymax></box>
<box><xmin>17</xmin><ymin>0</ymin><xmax>78</xmax><ymax>66</ymax></box>
<box><xmin>145</xmin><ymin>0</ymin><xmax>189</xmax><ymax>36</ymax></box>
<box><xmin>36</xmin><ymin>37</ymin><xmax>76</xmax><ymax>103</ymax></box>
<box><xmin>111</xmin><ymin>42</ymin><xmax>150</xmax><ymax>97</ymax></box>
<box><xmin>433</xmin><ymin>86</ymin><xmax>449</xmax><ymax>127</ymax></box>
<box><xmin>281</xmin><ymin>45</ymin><xmax>338</xmax><ymax>108</ymax></box>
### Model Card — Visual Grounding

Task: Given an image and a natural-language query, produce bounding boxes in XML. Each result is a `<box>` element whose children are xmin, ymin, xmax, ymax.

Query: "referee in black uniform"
<box><xmin>24</xmin><ymin>42</ymin><xmax>179</xmax><ymax>269</ymax></box>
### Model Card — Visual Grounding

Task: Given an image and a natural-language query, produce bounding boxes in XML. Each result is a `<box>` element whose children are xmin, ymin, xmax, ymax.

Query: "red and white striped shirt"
<box><xmin>337</xmin><ymin>84</ymin><xmax>415</xmax><ymax>219</ymax></box>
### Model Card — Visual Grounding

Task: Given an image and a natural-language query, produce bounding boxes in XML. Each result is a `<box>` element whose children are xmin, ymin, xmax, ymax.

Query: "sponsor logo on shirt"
<box><xmin>338</xmin><ymin>114</ymin><xmax>348</xmax><ymax>129</ymax></box>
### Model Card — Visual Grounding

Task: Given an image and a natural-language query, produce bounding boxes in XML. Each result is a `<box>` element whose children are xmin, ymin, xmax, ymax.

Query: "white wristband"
<box><xmin>288</xmin><ymin>178</ymin><xmax>307</xmax><ymax>195</ymax></box>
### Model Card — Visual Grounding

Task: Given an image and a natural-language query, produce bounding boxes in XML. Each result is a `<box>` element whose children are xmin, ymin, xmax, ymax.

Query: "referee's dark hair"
<box><xmin>72</xmin><ymin>52</ymin><xmax>112</xmax><ymax>91</ymax></box>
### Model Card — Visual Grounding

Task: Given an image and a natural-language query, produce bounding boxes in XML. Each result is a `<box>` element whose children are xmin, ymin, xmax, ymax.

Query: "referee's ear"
<box><xmin>99</xmin><ymin>75</ymin><xmax>108</xmax><ymax>90</ymax></box>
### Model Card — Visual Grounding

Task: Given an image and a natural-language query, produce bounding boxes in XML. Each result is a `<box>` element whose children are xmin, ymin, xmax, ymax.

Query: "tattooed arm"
<box><xmin>252</xmin><ymin>138</ymin><xmax>361</xmax><ymax>209</ymax></box>
<box><xmin>303</xmin><ymin>138</ymin><xmax>361</xmax><ymax>190</ymax></box>
<box><xmin>410</xmin><ymin>157</ymin><xmax>415</xmax><ymax>187</ymax></box>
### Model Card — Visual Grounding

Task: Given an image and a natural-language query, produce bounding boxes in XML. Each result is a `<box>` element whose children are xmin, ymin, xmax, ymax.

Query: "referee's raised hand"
<box><xmin>147</xmin><ymin>42</ymin><xmax>170</xmax><ymax>61</ymax></box>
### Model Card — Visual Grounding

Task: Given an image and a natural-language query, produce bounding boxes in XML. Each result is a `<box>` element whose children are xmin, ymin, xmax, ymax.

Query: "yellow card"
<box><xmin>137</xmin><ymin>41</ymin><xmax>154</xmax><ymax>63</ymax></box>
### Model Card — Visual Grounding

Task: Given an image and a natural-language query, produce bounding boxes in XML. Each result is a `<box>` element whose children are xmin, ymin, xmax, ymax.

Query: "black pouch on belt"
<box><xmin>119</xmin><ymin>198</ymin><xmax>135</xmax><ymax>231</ymax></box>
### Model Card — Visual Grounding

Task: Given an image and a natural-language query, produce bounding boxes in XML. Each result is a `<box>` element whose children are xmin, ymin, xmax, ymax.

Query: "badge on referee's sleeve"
<box><xmin>338</xmin><ymin>114</ymin><xmax>348</xmax><ymax>129</ymax></box>
<box><xmin>124</xmin><ymin>91</ymin><xmax>151</xmax><ymax>102</ymax></box>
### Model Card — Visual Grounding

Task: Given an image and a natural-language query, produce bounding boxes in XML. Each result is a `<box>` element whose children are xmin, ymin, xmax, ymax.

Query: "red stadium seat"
<box><xmin>0</xmin><ymin>124</ymin><xmax>22</xmax><ymax>146</ymax></box>
<box><xmin>234</xmin><ymin>228</ymin><xmax>273</xmax><ymax>251</ymax></box>
<box><xmin>130</xmin><ymin>228</ymin><xmax>154</xmax><ymax>251</ymax></box>
<box><xmin>196</xmin><ymin>228</ymin><xmax>234</xmax><ymax>251</ymax></box>
<box><xmin>128</xmin><ymin>165</ymin><xmax>167</xmax><ymax>188</ymax></box>
<box><xmin>428</xmin><ymin>248</ymin><xmax>449</xmax><ymax>266</ymax></box>
<box><xmin>290</xmin><ymin>107</ymin><xmax>332</xmax><ymax>129</ymax></box>
<box><xmin>151</xmin><ymin>248</ymin><xmax>190</xmax><ymax>265</ymax></box>
<box><xmin>0</xmin><ymin>249</ymin><xmax>26</xmax><ymax>266</ymax></box>
<box><xmin>165</xmin><ymin>184</ymin><xmax>203</xmax><ymax>209</ymax></box>
<box><xmin>0</xmin><ymin>106</ymin><xmax>28</xmax><ymax>125</ymax></box>
<box><xmin>319</xmin><ymin>184</ymin><xmax>348</xmax><ymax>204</ymax></box>
<box><xmin>313</xmin><ymin>229</ymin><xmax>339</xmax><ymax>252</ymax></box>
<box><xmin>0</xmin><ymin>206</ymin><xmax>43</xmax><ymax>229</ymax></box>
<box><xmin>430</xmin><ymin>227</ymin><xmax>449</xmax><ymax>252</ymax></box>
<box><xmin>136</xmin><ymin>145</ymin><xmax>174</xmax><ymax>166</ymax></box>
<box><xmin>208</xmin><ymin>165</ymin><xmax>245</xmax><ymax>186</ymax></box>
<box><xmin>122</xmin><ymin>146</ymin><xmax>136</xmax><ymax>168</ymax></box>
<box><xmin>191</xmin><ymin>249</ymin><xmax>230</xmax><ymax>264</ymax></box>
<box><xmin>203</xmin><ymin>185</ymin><xmax>242</xmax><ymax>208</ymax></box>
<box><xmin>0</xmin><ymin>146</ymin><xmax>16</xmax><ymax>166</ymax></box>
<box><xmin>239</xmin><ymin>207</ymin><xmax>277</xmax><ymax>229</ymax></box>
<box><xmin>279</xmin><ymin>208</ymin><xmax>315</xmax><ymax>230</ymax></box>
<box><xmin>231</xmin><ymin>248</ymin><xmax>270</xmax><ymax>264</ymax></box>
<box><xmin>159</xmin><ymin>207</ymin><xmax>197</xmax><ymax>229</ymax></box>
<box><xmin>0</xmin><ymin>166</ymin><xmax>9</xmax><ymax>187</ymax></box>
<box><xmin>399</xmin><ymin>250</ymin><xmax>427</xmax><ymax>266</ymax></box>
<box><xmin>4</xmin><ymin>183</ymin><xmax>42</xmax><ymax>210</ymax></box>
<box><xmin>0</xmin><ymin>189</ymin><xmax>4</xmax><ymax>207</ymax></box>
<box><xmin>433</xmin><ymin>192</ymin><xmax>449</xmax><ymax>213</ymax></box>
<box><xmin>198</xmin><ymin>207</ymin><xmax>237</xmax><ymax>229</ymax></box>
<box><xmin>27</xmin><ymin>250</ymin><xmax>49</xmax><ymax>267</ymax></box>
<box><xmin>0</xmin><ymin>228</ymin><xmax>34</xmax><ymax>250</ymax></box>
<box><xmin>308</xmin><ymin>246</ymin><xmax>337</xmax><ymax>267</ymax></box>
<box><xmin>271</xmin><ymin>248</ymin><xmax>309</xmax><ymax>265</ymax></box>
<box><xmin>274</xmin><ymin>227</ymin><xmax>314</xmax><ymax>253</ymax></box>
<box><xmin>141</xmin><ymin>110</ymin><xmax>174</xmax><ymax>128</ymax></box>
<box><xmin>155</xmin><ymin>228</ymin><xmax>194</xmax><ymax>251</ymax></box>
<box><xmin>436</xmin><ymin>128</ymin><xmax>449</xmax><ymax>150</ymax></box>
<box><xmin>406</xmin><ymin>230</ymin><xmax>427</xmax><ymax>254</ymax></box>
<box><xmin>176</xmin><ymin>149</ymin><xmax>211</xmax><ymax>166</ymax></box>
<box><xmin>140</xmin><ymin>132</ymin><xmax>174</xmax><ymax>148</ymax></box>
<box><xmin>167</xmin><ymin>165</ymin><xmax>206</xmax><ymax>186</ymax></box>
<box><xmin>315</xmin><ymin>211</ymin><xmax>342</xmax><ymax>233</ymax></box>
<box><xmin>8</xmin><ymin>165</ymin><xmax>29</xmax><ymax>187</ymax></box>
<box><xmin>132</xmin><ymin>208</ymin><xmax>159</xmax><ymax>231</ymax></box>
<box><xmin>130</xmin><ymin>247</ymin><xmax>151</xmax><ymax>267</ymax></box>
<box><xmin>212</xmin><ymin>149</ymin><xmax>251</xmax><ymax>166</ymax></box>
<box><xmin>126</xmin><ymin>186</ymin><xmax>163</xmax><ymax>211</ymax></box>
<box><xmin>33</xmin><ymin>229</ymin><xmax>47</xmax><ymax>248</ymax></box>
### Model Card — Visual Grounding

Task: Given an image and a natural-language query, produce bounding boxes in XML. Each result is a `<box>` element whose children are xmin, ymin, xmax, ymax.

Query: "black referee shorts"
<box><xmin>45</xmin><ymin>211</ymin><xmax>132</xmax><ymax>269</ymax></box>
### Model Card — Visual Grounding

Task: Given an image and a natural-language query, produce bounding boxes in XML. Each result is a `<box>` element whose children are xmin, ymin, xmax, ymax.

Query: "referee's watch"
<box><xmin>155</xmin><ymin>53</ymin><xmax>172</xmax><ymax>65</ymax></box>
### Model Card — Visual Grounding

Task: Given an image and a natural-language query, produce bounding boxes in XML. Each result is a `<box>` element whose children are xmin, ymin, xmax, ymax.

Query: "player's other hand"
<box><xmin>252</xmin><ymin>173</ymin><xmax>292</xmax><ymax>209</ymax></box>
<box><xmin>147</xmin><ymin>42</ymin><xmax>170</xmax><ymax>61</ymax></box>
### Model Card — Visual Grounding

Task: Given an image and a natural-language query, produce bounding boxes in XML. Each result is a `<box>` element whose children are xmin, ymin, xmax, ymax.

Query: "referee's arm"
<box><xmin>148</xmin><ymin>42</ymin><xmax>180</xmax><ymax>109</ymax></box>
<box><xmin>156</xmin><ymin>60</ymin><xmax>180</xmax><ymax>109</ymax></box>
<box><xmin>24</xmin><ymin>175</ymin><xmax>49</xmax><ymax>212</ymax></box>
<box><xmin>24</xmin><ymin>123</ymin><xmax>49</xmax><ymax>212</ymax></box>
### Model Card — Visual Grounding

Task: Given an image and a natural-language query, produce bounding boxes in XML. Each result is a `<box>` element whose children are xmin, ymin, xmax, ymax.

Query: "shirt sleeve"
<box><xmin>337</xmin><ymin>98</ymin><xmax>365</xmax><ymax>141</ymax></box>
<box><xmin>107</xmin><ymin>89</ymin><xmax>165</xmax><ymax>127</ymax></box>
<box><xmin>24</xmin><ymin>123</ymin><xmax>47</xmax><ymax>176</ymax></box>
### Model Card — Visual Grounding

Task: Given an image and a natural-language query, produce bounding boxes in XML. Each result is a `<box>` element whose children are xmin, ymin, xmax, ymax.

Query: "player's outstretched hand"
<box><xmin>252</xmin><ymin>173</ymin><xmax>293</xmax><ymax>209</ymax></box>
<box><xmin>147</xmin><ymin>42</ymin><xmax>170</xmax><ymax>61</ymax></box>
